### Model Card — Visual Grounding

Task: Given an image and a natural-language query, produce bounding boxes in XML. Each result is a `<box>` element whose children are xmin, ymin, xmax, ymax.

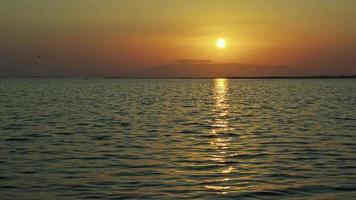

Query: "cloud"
<box><xmin>137</xmin><ymin>62</ymin><xmax>306</xmax><ymax>78</ymax></box>
<box><xmin>172</xmin><ymin>59</ymin><xmax>211</xmax><ymax>65</ymax></box>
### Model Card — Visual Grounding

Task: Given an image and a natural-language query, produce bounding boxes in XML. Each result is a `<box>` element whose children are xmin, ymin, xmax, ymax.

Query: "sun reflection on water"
<box><xmin>204</xmin><ymin>78</ymin><xmax>236</xmax><ymax>194</ymax></box>
<box><xmin>211</xmin><ymin>78</ymin><xmax>231</xmax><ymax>134</ymax></box>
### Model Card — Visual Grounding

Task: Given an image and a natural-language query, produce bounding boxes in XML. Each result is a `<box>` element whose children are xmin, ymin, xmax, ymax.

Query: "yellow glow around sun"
<box><xmin>216</xmin><ymin>38</ymin><xmax>226</xmax><ymax>49</ymax></box>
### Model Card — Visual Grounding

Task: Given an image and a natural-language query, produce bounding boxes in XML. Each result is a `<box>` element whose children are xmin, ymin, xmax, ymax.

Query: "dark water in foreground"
<box><xmin>0</xmin><ymin>78</ymin><xmax>356</xmax><ymax>199</ymax></box>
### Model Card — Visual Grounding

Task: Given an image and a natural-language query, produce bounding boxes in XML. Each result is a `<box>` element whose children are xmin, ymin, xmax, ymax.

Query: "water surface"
<box><xmin>1</xmin><ymin>78</ymin><xmax>356</xmax><ymax>199</ymax></box>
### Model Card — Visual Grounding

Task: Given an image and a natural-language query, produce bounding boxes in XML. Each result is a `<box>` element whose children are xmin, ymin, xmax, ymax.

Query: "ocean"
<box><xmin>1</xmin><ymin>78</ymin><xmax>356</xmax><ymax>199</ymax></box>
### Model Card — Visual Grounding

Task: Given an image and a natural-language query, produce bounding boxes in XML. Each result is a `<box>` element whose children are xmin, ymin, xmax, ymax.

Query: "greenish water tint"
<box><xmin>0</xmin><ymin>78</ymin><xmax>356</xmax><ymax>199</ymax></box>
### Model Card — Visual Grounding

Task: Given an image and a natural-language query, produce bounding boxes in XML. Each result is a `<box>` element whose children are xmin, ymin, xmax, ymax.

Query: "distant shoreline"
<box><xmin>1</xmin><ymin>75</ymin><xmax>356</xmax><ymax>79</ymax></box>
<box><xmin>105</xmin><ymin>75</ymin><xmax>356</xmax><ymax>79</ymax></box>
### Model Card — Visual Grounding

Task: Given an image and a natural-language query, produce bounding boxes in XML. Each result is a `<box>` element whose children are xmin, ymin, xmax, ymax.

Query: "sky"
<box><xmin>0</xmin><ymin>0</ymin><xmax>355</xmax><ymax>77</ymax></box>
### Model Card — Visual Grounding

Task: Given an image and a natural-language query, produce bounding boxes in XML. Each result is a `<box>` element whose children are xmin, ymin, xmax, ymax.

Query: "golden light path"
<box><xmin>212</xmin><ymin>78</ymin><xmax>230</xmax><ymax>134</ymax></box>
<box><xmin>204</xmin><ymin>78</ymin><xmax>236</xmax><ymax>194</ymax></box>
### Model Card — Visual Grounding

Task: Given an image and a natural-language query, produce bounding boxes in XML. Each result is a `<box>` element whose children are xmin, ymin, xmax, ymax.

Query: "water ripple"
<box><xmin>0</xmin><ymin>78</ymin><xmax>355</xmax><ymax>199</ymax></box>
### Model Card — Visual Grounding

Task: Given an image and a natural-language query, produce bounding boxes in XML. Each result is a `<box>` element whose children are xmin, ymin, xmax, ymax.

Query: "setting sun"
<box><xmin>216</xmin><ymin>38</ymin><xmax>226</xmax><ymax>49</ymax></box>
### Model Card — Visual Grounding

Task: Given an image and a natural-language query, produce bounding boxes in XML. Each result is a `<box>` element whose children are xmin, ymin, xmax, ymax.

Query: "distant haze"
<box><xmin>1</xmin><ymin>0</ymin><xmax>356</xmax><ymax>77</ymax></box>
<box><xmin>137</xmin><ymin>62</ymin><xmax>304</xmax><ymax>78</ymax></box>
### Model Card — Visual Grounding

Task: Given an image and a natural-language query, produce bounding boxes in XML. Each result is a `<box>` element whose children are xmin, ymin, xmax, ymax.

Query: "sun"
<box><xmin>216</xmin><ymin>38</ymin><xmax>226</xmax><ymax>49</ymax></box>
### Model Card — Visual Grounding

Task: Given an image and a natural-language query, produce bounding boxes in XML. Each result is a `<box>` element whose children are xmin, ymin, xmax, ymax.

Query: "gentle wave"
<box><xmin>0</xmin><ymin>78</ymin><xmax>356</xmax><ymax>199</ymax></box>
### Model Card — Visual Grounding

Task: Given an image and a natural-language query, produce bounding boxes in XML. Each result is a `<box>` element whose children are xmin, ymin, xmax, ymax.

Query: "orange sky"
<box><xmin>1</xmin><ymin>0</ymin><xmax>355</xmax><ymax>76</ymax></box>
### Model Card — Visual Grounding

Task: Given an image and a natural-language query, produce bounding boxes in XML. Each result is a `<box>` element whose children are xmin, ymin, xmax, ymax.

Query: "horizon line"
<box><xmin>1</xmin><ymin>75</ymin><xmax>356</xmax><ymax>79</ymax></box>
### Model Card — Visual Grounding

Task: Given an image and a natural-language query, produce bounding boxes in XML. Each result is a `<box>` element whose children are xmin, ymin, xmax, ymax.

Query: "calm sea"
<box><xmin>1</xmin><ymin>78</ymin><xmax>356</xmax><ymax>199</ymax></box>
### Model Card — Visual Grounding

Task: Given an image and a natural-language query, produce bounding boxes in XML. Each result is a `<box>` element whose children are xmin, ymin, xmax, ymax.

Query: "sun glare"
<box><xmin>216</xmin><ymin>38</ymin><xmax>226</xmax><ymax>49</ymax></box>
